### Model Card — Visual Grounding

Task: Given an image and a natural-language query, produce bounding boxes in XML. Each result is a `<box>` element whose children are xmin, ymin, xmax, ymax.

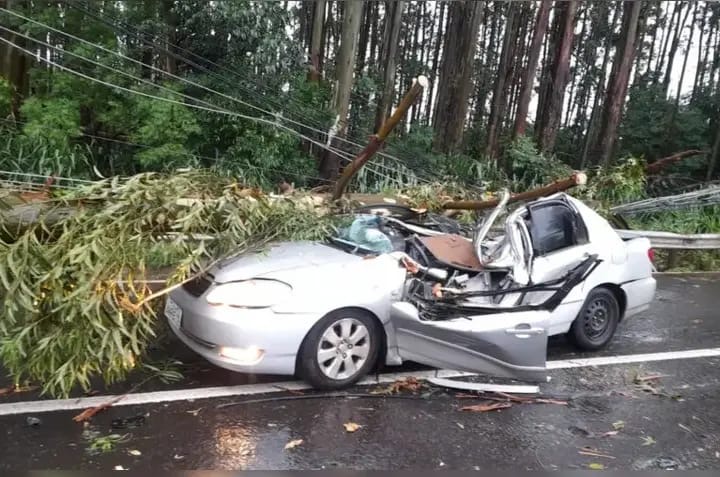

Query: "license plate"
<box><xmin>165</xmin><ymin>298</ymin><xmax>182</xmax><ymax>329</ymax></box>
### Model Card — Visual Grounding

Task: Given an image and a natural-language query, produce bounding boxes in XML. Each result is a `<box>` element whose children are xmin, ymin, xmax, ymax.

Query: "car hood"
<box><xmin>209</xmin><ymin>241</ymin><xmax>360</xmax><ymax>283</ymax></box>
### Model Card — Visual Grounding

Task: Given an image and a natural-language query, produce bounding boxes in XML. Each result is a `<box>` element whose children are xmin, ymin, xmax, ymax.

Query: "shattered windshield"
<box><xmin>330</xmin><ymin>214</ymin><xmax>403</xmax><ymax>254</ymax></box>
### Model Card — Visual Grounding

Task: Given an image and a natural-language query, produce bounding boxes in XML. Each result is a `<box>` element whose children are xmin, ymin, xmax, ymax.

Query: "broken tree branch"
<box><xmin>331</xmin><ymin>75</ymin><xmax>428</xmax><ymax>201</ymax></box>
<box><xmin>442</xmin><ymin>172</ymin><xmax>587</xmax><ymax>211</ymax></box>
<box><xmin>645</xmin><ymin>149</ymin><xmax>708</xmax><ymax>174</ymax></box>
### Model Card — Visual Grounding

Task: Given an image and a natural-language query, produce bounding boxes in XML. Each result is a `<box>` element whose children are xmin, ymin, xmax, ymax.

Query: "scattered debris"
<box><xmin>599</xmin><ymin>431</ymin><xmax>619</xmax><ymax>438</ymax></box>
<box><xmin>587</xmin><ymin>463</ymin><xmax>605</xmax><ymax>470</ymax></box>
<box><xmin>344</xmin><ymin>422</ymin><xmax>362</xmax><ymax>433</ymax></box>
<box><xmin>0</xmin><ymin>384</ymin><xmax>39</xmax><ymax>396</ymax></box>
<box><xmin>578</xmin><ymin>447</ymin><xmax>616</xmax><ymax>460</ymax></box>
<box><xmin>186</xmin><ymin>409</ymin><xmax>202</xmax><ymax>416</ymax></box>
<box><xmin>26</xmin><ymin>416</ymin><xmax>42</xmax><ymax>427</ymax></box>
<box><xmin>461</xmin><ymin>402</ymin><xmax>512</xmax><ymax>413</ymax></box>
<box><xmin>86</xmin><ymin>433</ymin><xmax>130</xmax><ymax>454</ymax></box>
<box><xmin>173</xmin><ymin>454</ymin><xmax>185</xmax><ymax>461</ymax></box>
<box><xmin>612</xmin><ymin>421</ymin><xmax>625</xmax><ymax>431</ymax></box>
<box><xmin>428</xmin><ymin>377</ymin><xmax>540</xmax><ymax>394</ymax></box>
<box><xmin>128</xmin><ymin>449</ymin><xmax>142</xmax><ymax>456</ymax></box>
<box><xmin>633</xmin><ymin>374</ymin><xmax>670</xmax><ymax>383</ymax></box>
<box><xmin>284</xmin><ymin>439</ymin><xmax>304</xmax><ymax>450</ymax></box>
<box><xmin>456</xmin><ymin>423</ymin><xmax>465</xmax><ymax>430</ymax></box>
<box><xmin>371</xmin><ymin>377</ymin><xmax>425</xmax><ymax>395</ymax></box>
<box><xmin>73</xmin><ymin>394</ymin><xmax>128</xmax><ymax>423</ymax></box>
<box><xmin>641</xmin><ymin>436</ymin><xmax>656</xmax><ymax>446</ymax></box>
<box><xmin>271</xmin><ymin>384</ymin><xmax>305</xmax><ymax>396</ymax></box>
<box><xmin>656</xmin><ymin>457</ymin><xmax>680</xmax><ymax>470</ymax></box>
<box><xmin>114</xmin><ymin>465</ymin><xmax>128</xmax><ymax>471</ymax></box>
<box><xmin>111</xmin><ymin>415</ymin><xmax>146</xmax><ymax>430</ymax></box>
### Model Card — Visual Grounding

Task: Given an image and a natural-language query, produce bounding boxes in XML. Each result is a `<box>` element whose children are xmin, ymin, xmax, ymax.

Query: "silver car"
<box><xmin>165</xmin><ymin>192</ymin><xmax>656</xmax><ymax>389</ymax></box>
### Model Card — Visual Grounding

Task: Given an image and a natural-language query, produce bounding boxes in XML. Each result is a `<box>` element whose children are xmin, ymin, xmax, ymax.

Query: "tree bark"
<box><xmin>425</xmin><ymin>1</ymin><xmax>446</xmax><ymax>125</ymax></box>
<box><xmin>655</xmin><ymin>2</ymin><xmax>678</xmax><ymax>83</ymax></box>
<box><xmin>692</xmin><ymin>3</ymin><xmax>710</xmax><ymax>103</ymax></box>
<box><xmin>355</xmin><ymin>2</ymin><xmax>372</xmax><ymax>76</ymax></box>
<box><xmin>535</xmin><ymin>0</ymin><xmax>578</xmax><ymax>154</ymax></box>
<box><xmin>485</xmin><ymin>2</ymin><xmax>520</xmax><ymax>160</ymax></box>
<box><xmin>707</xmin><ymin>124</ymin><xmax>720</xmax><ymax>181</ymax></box>
<box><xmin>374</xmin><ymin>0</ymin><xmax>404</xmax><ymax>133</ymax></box>
<box><xmin>662</xmin><ymin>2</ymin><xmax>691</xmax><ymax>94</ymax></box>
<box><xmin>0</xmin><ymin>0</ymin><xmax>29</xmax><ymax>118</ymax></box>
<box><xmin>591</xmin><ymin>0</ymin><xmax>643</xmax><ymax>166</ymax></box>
<box><xmin>318</xmin><ymin>0</ymin><xmax>364</xmax><ymax>181</ymax></box>
<box><xmin>309</xmin><ymin>0</ymin><xmax>326</xmax><ymax>82</ymax></box>
<box><xmin>580</xmin><ymin>4</ymin><xmax>620</xmax><ymax>169</ymax></box>
<box><xmin>674</xmin><ymin>1</ymin><xmax>698</xmax><ymax>110</ymax></box>
<box><xmin>161</xmin><ymin>0</ymin><xmax>178</xmax><ymax>75</ymax></box>
<box><xmin>432</xmin><ymin>0</ymin><xmax>484</xmax><ymax>154</ymax></box>
<box><xmin>512</xmin><ymin>0</ymin><xmax>552</xmax><ymax>139</ymax></box>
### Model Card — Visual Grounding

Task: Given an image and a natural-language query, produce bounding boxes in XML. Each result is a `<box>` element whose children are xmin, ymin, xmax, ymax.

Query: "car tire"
<box><xmin>298</xmin><ymin>310</ymin><xmax>381</xmax><ymax>390</ymax></box>
<box><xmin>568</xmin><ymin>287</ymin><xmax>621</xmax><ymax>351</ymax></box>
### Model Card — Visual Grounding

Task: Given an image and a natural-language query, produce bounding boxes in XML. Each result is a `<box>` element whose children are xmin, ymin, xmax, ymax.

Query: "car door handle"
<box><xmin>505</xmin><ymin>327</ymin><xmax>545</xmax><ymax>338</ymax></box>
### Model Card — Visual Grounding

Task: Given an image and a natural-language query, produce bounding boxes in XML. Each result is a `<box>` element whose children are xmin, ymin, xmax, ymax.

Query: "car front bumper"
<box><xmin>165</xmin><ymin>286</ymin><xmax>322</xmax><ymax>376</ymax></box>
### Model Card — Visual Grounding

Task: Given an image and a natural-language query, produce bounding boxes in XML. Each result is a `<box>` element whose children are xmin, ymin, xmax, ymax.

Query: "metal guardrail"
<box><xmin>616</xmin><ymin>229</ymin><xmax>720</xmax><ymax>250</ymax></box>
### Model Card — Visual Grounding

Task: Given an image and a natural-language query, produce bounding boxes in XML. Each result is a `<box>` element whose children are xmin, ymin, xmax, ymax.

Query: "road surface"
<box><xmin>1</xmin><ymin>274</ymin><xmax>719</xmax><ymax>470</ymax></box>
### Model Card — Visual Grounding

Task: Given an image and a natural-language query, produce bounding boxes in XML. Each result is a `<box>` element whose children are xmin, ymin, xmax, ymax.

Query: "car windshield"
<box><xmin>329</xmin><ymin>214</ymin><xmax>401</xmax><ymax>255</ymax></box>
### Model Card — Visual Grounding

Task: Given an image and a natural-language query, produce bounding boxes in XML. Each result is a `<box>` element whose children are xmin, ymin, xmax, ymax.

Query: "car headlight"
<box><xmin>205</xmin><ymin>279</ymin><xmax>292</xmax><ymax>308</ymax></box>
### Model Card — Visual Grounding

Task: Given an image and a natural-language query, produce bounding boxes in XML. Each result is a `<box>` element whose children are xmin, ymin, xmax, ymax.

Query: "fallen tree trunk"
<box><xmin>331</xmin><ymin>75</ymin><xmax>428</xmax><ymax>201</ymax></box>
<box><xmin>645</xmin><ymin>149</ymin><xmax>708</xmax><ymax>174</ymax></box>
<box><xmin>442</xmin><ymin>172</ymin><xmax>587</xmax><ymax>211</ymax></box>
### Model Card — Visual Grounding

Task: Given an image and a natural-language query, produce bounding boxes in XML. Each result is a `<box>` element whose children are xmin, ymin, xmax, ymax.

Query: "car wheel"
<box><xmin>568</xmin><ymin>287</ymin><xmax>620</xmax><ymax>351</ymax></box>
<box><xmin>298</xmin><ymin>310</ymin><xmax>381</xmax><ymax>390</ymax></box>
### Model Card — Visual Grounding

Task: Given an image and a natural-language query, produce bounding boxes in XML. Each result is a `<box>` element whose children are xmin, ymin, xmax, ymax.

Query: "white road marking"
<box><xmin>1</xmin><ymin>347</ymin><xmax>720</xmax><ymax>416</ymax></box>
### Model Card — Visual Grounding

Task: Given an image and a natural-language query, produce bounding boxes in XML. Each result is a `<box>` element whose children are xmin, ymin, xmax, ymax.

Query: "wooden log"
<box><xmin>331</xmin><ymin>76</ymin><xmax>428</xmax><ymax>201</ymax></box>
<box><xmin>442</xmin><ymin>172</ymin><xmax>587</xmax><ymax>211</ymax></box>
<box><xmin>645</xmin><ymin>149</ymin><xmax>708</xmax><ymax>174</ymax></box>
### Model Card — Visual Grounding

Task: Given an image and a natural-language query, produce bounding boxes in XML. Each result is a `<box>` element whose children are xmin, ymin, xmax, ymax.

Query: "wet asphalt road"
<box><xmin>1</xmin><ymin>274</ymin><xmax>720</xmax><ymax>469</ymax></box>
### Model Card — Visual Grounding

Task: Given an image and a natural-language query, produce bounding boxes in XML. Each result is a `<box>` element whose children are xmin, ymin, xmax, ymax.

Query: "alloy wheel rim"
<box><xmin>317</xmin><ymin>318</ymin><xmax>370</xmax><ymax>380</ymax></box>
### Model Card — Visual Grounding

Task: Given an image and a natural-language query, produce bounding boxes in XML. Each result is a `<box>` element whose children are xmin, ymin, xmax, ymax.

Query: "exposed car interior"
<box><xmin>333</xmin><ymin>192</ymin><xmax>602</xmax><ymax>321</ymax></box>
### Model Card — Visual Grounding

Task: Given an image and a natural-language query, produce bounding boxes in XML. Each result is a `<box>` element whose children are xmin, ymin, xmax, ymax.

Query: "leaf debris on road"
<box><xmin>578</xmin><ymin>447</ymin><xmax>616</xmax><ymax>460</ymax></box>
<box><xmin>461</xmin><ymin>402</ymin><xmax>513</xmax><ymax>413</ymax></box>
<box><xmin>587</xmin><ymin>463</ymin><xmax>605</xmax><ymax>470</ymax></box>
<box><xmin>612</xmin><ymin>421</ymin><xmax>625</xmax><ymax>431</ymax></box>
<box><xmin>641</xmin><ymin>436</ymin><xmax>656</xmax><ymax>446</ymax></box>
<box><xmin>284</xmin><ymin>439</ymin><xmax>304</xmax><ymax>450</ymax></box>
<box><xmin>344</xmin><ymin>422</ymin><xmax>362</xmax><ymax>433</ymax></box>
<box><xmin>371</xmin><ymin>377</ymin><xmax>425</xmax><ymax>395</ymax></box>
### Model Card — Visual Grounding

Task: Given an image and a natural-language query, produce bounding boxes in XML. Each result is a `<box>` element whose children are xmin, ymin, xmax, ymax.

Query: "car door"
<box><xmin>391</xmin><ymin>302</ymin><xmax>548</xmax><ymax>382</ymax></box>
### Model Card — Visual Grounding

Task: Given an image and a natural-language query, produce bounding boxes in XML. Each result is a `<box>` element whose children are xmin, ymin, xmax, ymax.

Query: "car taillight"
<box><xmin>648</xmin><ymin>248</ymin><xmax>655</xmax><ymax>262</ymax></box>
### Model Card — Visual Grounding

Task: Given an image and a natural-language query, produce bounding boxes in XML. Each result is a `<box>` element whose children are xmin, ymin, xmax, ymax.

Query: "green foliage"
<box><xmin>580</xmin><ymin>156</ymin><xmax>647</xmax><ymax>208</ymax></box>
<box><xmin>505</xmin><ymin>136</ymin><xmax>573</xmax><ymax>190</ymax></box>
<box><xmin>0</xmin><ymin>78</ymin><xmax>11</xmax><ymax>118</ymax></box>
<box><xmin>19</xmin><ymin>97</ymin><xmax>82</xmax><ymax>150</ymax></box>
<box><xmin>0</xmin><ymin>171</ymin><xmax>335</xmax><ymax>397</ymax></box>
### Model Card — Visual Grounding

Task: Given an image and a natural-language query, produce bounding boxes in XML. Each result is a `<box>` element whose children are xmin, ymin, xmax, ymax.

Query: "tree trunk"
<box><xmin>355</xmin><ymin>2</ymin><xmax>372</xmax><ymax>76</ymax></box>
<box><xmin>662</xmin><ymin>2</ymin><xmax>691</xmax><ymax>94</ymax></box>
<box><xmin>591</xmin><ymin>0</ymin><xmax>643</xmax><ymax>166</ymax></box>
<box><xmin>580</xmin><ymin>4</ymin><xmax>620</xmax><ymax>168</ymax></box>
<box><xmin>374</xmin><ymin>0</ymin><xmax>404</xmax><ymax>133</ymax></box>
<box><xmin>512</xmin><ymin>0</ymin><xmax>552</xmax><ymax>139</ymax></box>
<box><xmin>162</xmin><ymin>0</ymin><xmax>178</xmax><ymax>75</ymax></box>
<box><xmin>692</xmin><ymin>3</ymin><xmax>710</xmax><ymax>103</ymax></box>
<box><xmin>318</xmin><ymin>0</ymin><xmax>364</xmax><ymax>181</ymax></box>
<box><xmin>674</xmin><ymin>2</ymin><xmax>697</xmax><ymax>109</ymax></box>
<box><xmin>368</xmin><ymin>2</ymin><xmax>380</xmax><ymax>68</ymax></box>
<box><xmin>536</xmin><ymin>0</ymin><xmax>578</xmax><ymax>155</ymax></box>
<box><xmin>309</xmin><ymin>0</ymin><xmax>326</xmax><ymax>81</ymax></box>
<box><xmin>0</xmin><ymin>0</ymin><xmax>29</xmax><ymax>118</ymax></box>
<box><xmin>707</xmin><ymin>124</ymin><xmax>720</xmax><ymax>181</ymax></box>
<box><xmin>485</xmin><ymin>2</ymin><xmax>520</xmax><ymax>160</ymax></box>
<box><xmin>432</xmin><ymin>0</ymin><xmax>484</xmax><ymax>154</ymax></box>
<box><xmin>425</xmin><ymin>1</ymin><xmax>446</xmax><ymax>125</ymax></box>
<box><xmin>655</xmin><ymin>2</ymin><xmax>678</xmax><ymax>83</ymax></box>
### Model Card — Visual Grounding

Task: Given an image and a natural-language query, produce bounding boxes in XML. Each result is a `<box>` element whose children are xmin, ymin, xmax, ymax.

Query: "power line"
<box><xmin>58</xmin><ymin>2</ymin><xmax>432</xmax><ymax>175</ymax></box>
